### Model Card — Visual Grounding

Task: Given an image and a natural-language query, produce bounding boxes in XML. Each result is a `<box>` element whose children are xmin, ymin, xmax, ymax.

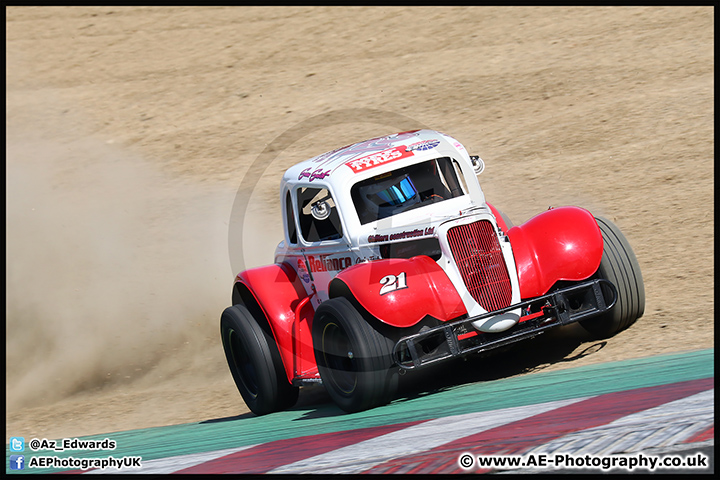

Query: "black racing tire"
<box><xmin>312</xmin><ymin>297</ymin><xmax>398</xmax><ymax>413</ymax></box>
<box><xmin>579</xmin><ymin>216</ymin><xmax>645</xmax><ymax>338</ymax></box>
<box><xmin>220</xmin><ymin>304</ymin><xmax>299</xmax><ymax>415</ymax></box>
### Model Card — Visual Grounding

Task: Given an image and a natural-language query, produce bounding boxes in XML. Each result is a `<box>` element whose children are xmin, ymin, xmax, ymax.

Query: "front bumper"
<box><xmin>392</xmin><ymin>279</ymin><xmax>617</xmax><ymax>370</ymax></box>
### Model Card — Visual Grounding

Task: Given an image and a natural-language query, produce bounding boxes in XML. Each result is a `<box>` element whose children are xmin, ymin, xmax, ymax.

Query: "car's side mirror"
<box><xmin>470</xmin><ymin>155</ymin><xmax>485</xmax><ymax>174</ymax></box>
<box><xmin>311</xmin><ymin>200</ymin><xmax>331</xmax><ymax>221</ymax></box>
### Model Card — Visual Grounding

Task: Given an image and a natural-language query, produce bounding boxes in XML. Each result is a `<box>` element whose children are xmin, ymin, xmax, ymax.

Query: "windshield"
<box><xmin>351</xmin><ymin>157</ymin><xmax>467</xmax><ymax>224</ymax></box>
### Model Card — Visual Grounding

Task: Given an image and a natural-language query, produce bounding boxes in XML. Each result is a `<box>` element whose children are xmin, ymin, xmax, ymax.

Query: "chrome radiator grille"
<box><xmin>446</xmin><ymin>220</ymin><xmax>512</xmax><ymax>311</ymax></box>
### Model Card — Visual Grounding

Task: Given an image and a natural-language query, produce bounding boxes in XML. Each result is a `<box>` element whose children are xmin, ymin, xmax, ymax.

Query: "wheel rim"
<box><xmin>321</xmin><ymin>321</ymin><xmax>358</xmax><ymax>395</ymax></box>
<box><xmin>227</xmin><ymin>328</ymin><xmax>259</xmax><ymax>399</ymax></box>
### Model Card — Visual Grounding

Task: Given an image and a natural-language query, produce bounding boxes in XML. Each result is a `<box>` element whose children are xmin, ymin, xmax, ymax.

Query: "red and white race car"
<box><xmin>221</xmin><ymin>129</ymin><xmax>645</xmax><ymax>414</ymax></box>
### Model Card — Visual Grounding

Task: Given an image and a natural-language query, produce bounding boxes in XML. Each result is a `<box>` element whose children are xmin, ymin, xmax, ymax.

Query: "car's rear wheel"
<box><xmin>312</xmin><ymin>297</ymin><xmax>398</xmax><ymax>413</ymax></box>
<box><xmin>579</xmin><ymin>216</ymin><xmax>645</xmax><ymax>338</ymax></box>
<box><xmin>221</xmin><ymin>304</ymin><xmax>299</xmax><ymax>415</ymax></box>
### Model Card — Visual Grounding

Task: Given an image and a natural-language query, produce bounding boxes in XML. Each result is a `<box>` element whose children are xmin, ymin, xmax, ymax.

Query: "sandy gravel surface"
<box><xmin>6</xmin><ymin>6</ymin><xmax>713</xmax><ymax>440</ymax></box>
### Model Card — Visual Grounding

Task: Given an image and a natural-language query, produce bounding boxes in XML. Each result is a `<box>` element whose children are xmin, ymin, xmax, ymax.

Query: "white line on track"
<box><xmin>269</xmin><ymin>396</ymin><xmax>591</xmax><ymax>474</ymax></box>
<box><xmin>524</xmin><ymin>388</ymin><xmax>714</xmax><ymax>457</ymax></box>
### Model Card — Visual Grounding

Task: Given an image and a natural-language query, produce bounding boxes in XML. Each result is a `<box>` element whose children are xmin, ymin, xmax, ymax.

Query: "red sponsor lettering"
<box><xmin>345</xmin><ymin>146</ymin><xmax>414</xmax><ymax>173</ymax></box>
<box><xmin>306</xmin><ymin>255</ymin><xmax>352</xmax><ymax>272</ymax></box>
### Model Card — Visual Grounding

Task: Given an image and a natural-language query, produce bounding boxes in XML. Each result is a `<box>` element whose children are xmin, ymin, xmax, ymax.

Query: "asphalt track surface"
<box><xmin>6</xmin><ymin>348</ymin><xmax>713</xmax><ymax>475</ymax></box>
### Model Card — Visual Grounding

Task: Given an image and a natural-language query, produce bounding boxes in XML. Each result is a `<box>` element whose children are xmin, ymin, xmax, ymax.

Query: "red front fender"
<box><xmin>329</xmin><ymin>255</ymin><xmax>467</xmax><ymax>327</ymax></box>
<box><xmin>507</xmin><ymin>206</ymin><xmax>603</xmax><ymax>299</ymax></box>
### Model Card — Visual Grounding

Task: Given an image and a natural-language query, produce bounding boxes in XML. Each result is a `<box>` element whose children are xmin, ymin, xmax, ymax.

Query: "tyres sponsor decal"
<box><xmin>313</xmin><ymin>130</ymin><xmax>421</xmax><ymax>167</ymax></box>
<box><xmin>345</xmin><ymin>146</ymin><xmax>414</xmax><ymax>173</ymax></box>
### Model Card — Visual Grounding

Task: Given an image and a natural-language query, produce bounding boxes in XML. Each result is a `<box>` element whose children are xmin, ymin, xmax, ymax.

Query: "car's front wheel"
<box><xmin>312</xmin><ymin>297</ymin><xmax>398</xmax><ymax>413</ymax></box>
<box><xmin>579</xmin><ymin>216</ymin><xmax>645</xmax><ymax>338</ymax></box>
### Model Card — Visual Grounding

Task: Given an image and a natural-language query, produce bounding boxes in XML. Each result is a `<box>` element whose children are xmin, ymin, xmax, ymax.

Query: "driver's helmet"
<box><xmin>358</xmin><ymin>173</ymin><xmax>420</xmax><ymax>221</ymax></box>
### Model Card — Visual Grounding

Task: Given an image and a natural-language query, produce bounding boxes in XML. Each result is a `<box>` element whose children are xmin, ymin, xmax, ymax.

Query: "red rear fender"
<box><xmin>507</xmin><ymin>206</ymin><xmax>603</xmax><ymax>299</ymax></box>
<box><xmin>329</xmin><ymin>255</ymin><xmax>467</xmax><ymax>327</ymax></box>
<box><xmin>234</xmin><ymin>263</ymin><xmax>311</xmax><ymax>382</ymax></box>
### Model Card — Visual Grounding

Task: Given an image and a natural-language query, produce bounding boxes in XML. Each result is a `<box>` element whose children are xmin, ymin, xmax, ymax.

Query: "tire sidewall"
<box><xmin>580</xmin><ymin>216</ymin><xmax>645</xmax><ymax>338</ymax></box>
<box><xmin>312</xmin><ymin>297</ymin><xmax>396</xmax><ymax>412</ymax></box>
<box><xmin>221</xmin><ymin>304</ymin><xmax>291</xmax><ymax>415</ymax></box>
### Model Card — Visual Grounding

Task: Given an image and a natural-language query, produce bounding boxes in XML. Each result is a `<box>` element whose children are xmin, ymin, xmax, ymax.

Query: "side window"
<box><xmin>442</xmin><ymin>157</ymin><xmax>468</xmax><ymax>196</ymax></box>
<box><xmin>296</xmin><ymin>187</ymin><xmax>343</xmax><ymax>242</ymax></box>
<box><xmin>285</xmin><ymin>191</ymin><xmax>297</xmax><ymax>244</ymax></box>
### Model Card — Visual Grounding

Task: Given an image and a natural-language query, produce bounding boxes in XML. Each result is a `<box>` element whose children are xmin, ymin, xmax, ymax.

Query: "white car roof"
<box><xmin>280</xmin><ymin>129</ymin><xmax>474</xmax><ymax>194</ymax></box>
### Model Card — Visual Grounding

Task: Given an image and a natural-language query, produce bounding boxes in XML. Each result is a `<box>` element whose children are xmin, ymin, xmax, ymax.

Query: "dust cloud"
<box><xmin>5</xmin><ymin>131</ymin><xmax>246</xmax><ymax>412</ymax></box>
